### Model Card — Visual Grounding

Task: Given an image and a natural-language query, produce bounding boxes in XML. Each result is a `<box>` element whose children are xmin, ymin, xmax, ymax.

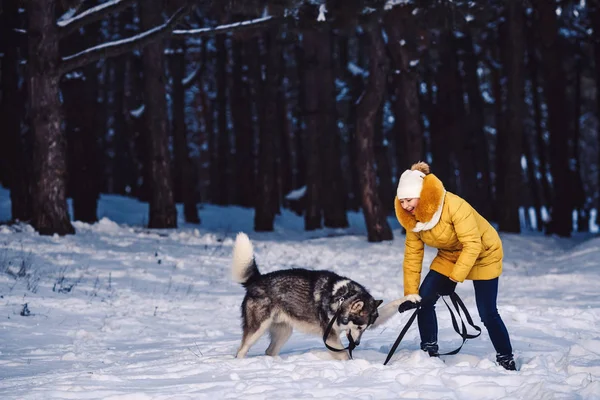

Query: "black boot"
<box><xmin>497</xmin><ymin>354</ymin><xmax>516</xmax><ymax>371</ymax></box>
<box><xmin>426</xmin><ymin>349</ymin><xmax>440</xmax><ymax>357</ymax></box>
<box><xmin>421</xmin><ymin>342</ymin><xmax>439</xmax><ymax>358</ymax></box>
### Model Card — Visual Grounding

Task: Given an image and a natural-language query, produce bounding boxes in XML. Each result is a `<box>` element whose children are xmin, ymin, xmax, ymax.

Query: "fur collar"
<box><xmin>394</xmin><ymin>174</ymin><xmax>446</xmax><ymax>232</ymax></box>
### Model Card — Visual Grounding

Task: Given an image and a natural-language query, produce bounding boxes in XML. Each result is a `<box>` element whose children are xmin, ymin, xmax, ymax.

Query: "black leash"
<box><xmin>438</xmin><ymin>292</ymin><xmax>481</xmax><ymax>355</ymax></box>
<box><xmin>383</xmin><ymin>305</ymin><xmax>420</xmax><ymax>365</ymax></box>
<box><xmin>383</xmin><ymin>292</ymin><xmax>481</xmax><ymax>365</ymax></box>
<box><xmin>322</xmin><ymin>299</ymin><xmax>357</xmax><ymax>359</ymax></box>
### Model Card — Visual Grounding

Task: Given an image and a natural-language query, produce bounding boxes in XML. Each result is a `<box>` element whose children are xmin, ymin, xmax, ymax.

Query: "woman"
<box><xmin>394</xmin><ymin>161</ymin><xmax>516</xmax><ymax>371</ymax></box>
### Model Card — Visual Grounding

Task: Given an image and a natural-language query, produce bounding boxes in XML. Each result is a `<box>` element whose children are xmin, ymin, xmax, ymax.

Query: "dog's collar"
<box><xmin>323</xmin><ymin>301</ymin><xmax>357</xmax><ymax>359</ymax></box>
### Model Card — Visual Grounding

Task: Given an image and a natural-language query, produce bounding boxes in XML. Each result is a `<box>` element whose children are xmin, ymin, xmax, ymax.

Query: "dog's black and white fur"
<box><xmin>232</xmin><ymin>232</ymin><xmax>409</xmax><ymax>360</ymax></box>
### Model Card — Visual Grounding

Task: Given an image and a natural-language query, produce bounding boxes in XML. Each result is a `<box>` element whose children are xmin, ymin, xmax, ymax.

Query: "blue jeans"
<box><xmin>417</xmin><ymin>269</ymin><xmax>513</xmax><ymax>357</ymax></box>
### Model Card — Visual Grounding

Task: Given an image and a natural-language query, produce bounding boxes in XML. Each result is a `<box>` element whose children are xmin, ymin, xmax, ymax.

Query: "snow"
<box><xmin>1</xmin><ymin>186</ymin><xmax>600</xmax><ymax>399</ymax></box>
<box><xmin>384</xmin><ymin>0</ymin><xmax>411</xmax><ymax>11</ymax></box>
<box><xmin>317</xmin><ymin>5</ymin><xmax>328</xmax><ymax>22</ymax></box>
<box><xmin>130</xmin><ymin>104</ymin><xmax>145</xmax><ymax>118</ymax></box>
<box><xmin>57</xmin><ymin>7</ymin><xmax>79</xmax><ymax>25</ymax></box>
<box><xmin>182</xmin><ymin>68</ymin><xmax>200</xmax><ymax>87</ymax></box>
<box><xmin>347</xmin><ymin>62</ymin><xmax>367</xmax><ymax>77</ymax></box>
<box><xmin>284</xmin><ymin>186</ymin><xmax>306</xmax><ymax>201</ymax></box>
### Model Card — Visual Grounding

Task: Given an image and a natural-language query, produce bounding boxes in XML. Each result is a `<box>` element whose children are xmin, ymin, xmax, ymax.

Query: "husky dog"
<box><xmin>231</xmin><ymin>232</ymin><xmax>408</xmax><ymax>360</ymax></box>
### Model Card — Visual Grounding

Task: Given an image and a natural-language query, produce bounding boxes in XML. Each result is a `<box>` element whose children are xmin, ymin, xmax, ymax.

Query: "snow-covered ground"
<box><xmin>1</xmin><ymin>187</ymin><xmax>599</xmax><ymax>399</ymax></box>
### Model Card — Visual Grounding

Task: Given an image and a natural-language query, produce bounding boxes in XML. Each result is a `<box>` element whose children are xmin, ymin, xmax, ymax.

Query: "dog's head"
<box><xmin>337</xmin><ymin>296</ymin><xmax>383</xmax><ymax>346</ymax></box>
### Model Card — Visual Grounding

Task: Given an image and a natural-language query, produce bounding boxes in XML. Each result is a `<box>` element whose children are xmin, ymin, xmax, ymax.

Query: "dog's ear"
<box><xmin>351</xmin><ymin>300</ymin><xmax>364</xmax><ymax>312</ymax></box>
<box><xmin>375</xmin><ymin>299</ymin><xmax>383</xmax><ymax>308</ymax></box>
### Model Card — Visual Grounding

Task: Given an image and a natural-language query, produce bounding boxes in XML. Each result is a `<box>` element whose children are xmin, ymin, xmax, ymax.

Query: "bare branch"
<box><xmin>58</xmin><ymin>0</ymin><xmax>138</xmax><ymax>39</ymax></box>
<box><xmin>59</xmin><ymin>6</ymin><xmax>189</xmax><ymax>76</ymax></box>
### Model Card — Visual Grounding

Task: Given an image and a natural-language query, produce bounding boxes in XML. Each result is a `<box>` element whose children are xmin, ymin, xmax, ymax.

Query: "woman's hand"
<box><xmin>397</xmin><ymin>294</ymin><xmax>422</xmax><ymax>313</ymax></box>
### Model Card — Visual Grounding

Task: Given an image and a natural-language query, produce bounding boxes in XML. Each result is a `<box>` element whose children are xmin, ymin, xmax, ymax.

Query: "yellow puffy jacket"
<box><xmin>394</xmin><ymin>173</ymin><xmax>503</xmax><ymax>296</ymax></box>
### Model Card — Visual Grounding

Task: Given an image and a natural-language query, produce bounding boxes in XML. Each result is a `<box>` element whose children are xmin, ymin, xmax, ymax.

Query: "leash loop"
<box><xmin>383</xmin><ymin>292</ymin><xmax>481</xmax><ymax>365</ymax></box>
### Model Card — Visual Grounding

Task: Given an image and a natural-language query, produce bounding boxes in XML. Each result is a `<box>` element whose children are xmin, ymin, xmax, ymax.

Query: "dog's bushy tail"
<box><xmin>232</xmin><ymin>232</ymin><xmax>260</xmax><ymax>286</ymax></box>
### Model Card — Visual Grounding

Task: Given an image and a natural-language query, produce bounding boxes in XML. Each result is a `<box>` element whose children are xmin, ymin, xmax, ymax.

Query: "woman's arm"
<box><xmin>403</xmin><ymin>230</ymin><xmax>424</xmax><ymax>295</ymax></box>
<box><xmin>449</xmin><ymin>201</ymin><xmax>482</xmax><ymax>282</ymax></box>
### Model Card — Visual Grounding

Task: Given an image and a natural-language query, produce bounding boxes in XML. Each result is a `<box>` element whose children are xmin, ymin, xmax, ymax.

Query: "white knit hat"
<box><xmin>396</xmin><ymin>169</ymin><xmax>426</xmax><ymax>199</ymax></box>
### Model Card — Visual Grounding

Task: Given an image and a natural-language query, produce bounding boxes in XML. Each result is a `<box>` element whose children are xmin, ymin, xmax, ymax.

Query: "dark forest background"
<box><xmin>0</xmin><ymin>0</ymin><xmax>599</xmax><ymax>242</ymax></box>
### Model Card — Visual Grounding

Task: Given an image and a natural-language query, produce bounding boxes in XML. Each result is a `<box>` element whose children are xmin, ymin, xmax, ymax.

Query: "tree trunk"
<box><xmin>526</xmin><ymin>18</ymin><xmax>552</xmax><ymax>229</ymax></box>
<box><xmin>62</xmin><ymin>67</ymin><xmax>100</xmax><ymax>223</ymax></box>
<box><xmin>140</xmin><ymin>0</ymin><xmax>177</xmax><ymax>229</ymax></box>
<box><xmin>355</xmin><ymin>23</ymin><xmax>393</xmax><ymax>243</ymax></box>
<box><xmin>112</xmin><ymin>52</ymin><xmax>134</xmax><ymax>195</ymax></box>
<box><xmin>523</xmin><ymin>132</ymin><xmax>543</xmax><ymax>231</ymax></box>
<box><xmin>497</xmin><ymin>0</ymin><xmax>525</xmax><ymax>233</ymax></box>
<box><xmin>95</xmin><ymin>60</ymin><xmax>109</xmax><ymax>194</ymax></box>
<box><xmin>383</xmin><ymin>4</ymin><xmax>423</xmax><ymax>167</ymax></box>
<box><xmin>112</xmin><ymin>11</ymin><xmax>137</xmax><ymax>196</ymax></box>
<box><xmin>231</xmin><ymin>36</ymin><xmax>255</xmax><ymax>207</ymax></box>
<box><xmin>293</xmin><ymin>39</ymin><xmax>306</xmax><ymax>192</ymax></box>
<box><xmin>171</xmin><ymin>43</ymin><xmax>200</xmax><ymax>224</ymax></box>
<box><xmin>442</xmin><ymin>30</ymin><xmax>475</xmax><ymax>202</ymax></box>
<box><xmin>279</xmin><ymin>77</ymin><xmax>294</xmax><ymax>201</ymax></box>
<box><xmin>488</xmin><ymin>23</ymin><xmax>507</xmax><ymax>224</ymax></box>
<box><xmin>28</xmin><ymin>0</ymin><xmax>75</xmax><ymax>235</ymax></box>
<box><xmin>591</xmin><ymin>0</ymin><xmax>600</xmax><ymax>229</ymax></box>
<box><xmin>532</xmin><ymin>0</ymin><xmax>572</xmax><ymax>237</ymax></box>
<box><xmin>277</xmin><ymin>41</ymin><xmax>294</xmax><ymax>208</ymax></box>
<box><xmin>188</xmin><ymin>39</ymin><xmax>210</xmax><ymax>203</ymax></box>
<box><xmin>420</xmin><ymin>49</ymin><xmax>436</xmax><ymax>176</ymax></box>
<box><xmin>254</xmin><ymin>29</ymin><xmax>278</xmax><ymax>231</ymax></box>
<box><xmin>572</xmin><ymin>51</ymin><xmax>588</xmax><ymax>232</ymax></box>
<box><xmin>62</xmin><ymin>11</ymin><xmax>102</xmax><ymax>224</ymax></box>
<box><xmin>337</xmin><ymin>35</ymin><xmax>363</xmax><ymax>211</ymax></box>
<box><xmin>431</xmin><ymin>30</ymin><xmax>461</xmax><ymax>194</ymax></box>
<box><xmin>208</xmin><ymin>45</ymin><xmax>219</xmax><ymax>204</ymax></box>
<box><xmin>215</xmin><ymin>34</ymin><xmax>230</xmax><ymax>205</ymax></box>
<box><xmin>196</xmin><ymin>40</ymin><xmax>214</xmax><ymax>205</ymax></box>
<box><xmin>271</xmin><ymin>38</ymin><xmax>284</xmax><ymax>218</ymax></box>
<box><xmin>1</xmin><ymin>0</ymin><xmax>31</xmax><ymax>222</ymax></box>
<box><xmin>127</xmin><ymin>54</ymin><xmax>150</xmax><ymax>200</ymax></box>
<box><xmin>459</xmin><ymin>28</ymin><xmax>493</xmax><ymax>219</ymax></box>
<box><xmin>374</xmin><ymin>103</ymin><xmax>395</xmax><ymax>214</ymax></box>
<box><xmin>303</xmin><ymin>29</ymin><xmax>323</xmax><ymax>230</ymax></box>
<box><xmin>317</xmin><ymin>27</ymin><xmax>348</xmax><ymax>228</ymax></box>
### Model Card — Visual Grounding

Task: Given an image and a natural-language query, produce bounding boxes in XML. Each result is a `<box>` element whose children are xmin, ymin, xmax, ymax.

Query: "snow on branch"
<box><xmin>59</xmin><ymin>6</ymin><xmax>189</xmax><ymax>76</ymax></box>
<box><xmin>58</xmin><ymin>0</ymin><xmax>137</xmax><ymax>39</ymax></box>
<box><xmin>172</xmin><ymin>15</ymin><xmax>276</xmax><ymax>37</ymax></box>
<box><xmin>384</xmin><ymin>0</ymin><xmax>412</xmax><ymax>10</ymax></box>
<box><xmin>130</xmin><ymin>104</ymin><xmax>145</xmax><ymax>118</ymax></box>
<box><xmin>57</xmin><ymin>7</ymin><xmax>79</xmax><ymax>24</ymax></box>
<box><xmin>172</xmin><ymin>2</ymin><xmax>404</xmax><ymax>40</ymax></box>
<box><xmin>182</xmin><ymin>67</ymin><xmax>201</xmax><ymax>89</ymax></box>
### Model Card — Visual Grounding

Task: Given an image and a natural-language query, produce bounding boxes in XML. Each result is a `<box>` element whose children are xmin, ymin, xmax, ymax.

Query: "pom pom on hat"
<box><xmin>396</xmin><ymin>162</ymin><xmax>430</xmax><ymax>199</ymax></box>
<box><xmin>410</xmin><ymin>161</ymin><xmax>430</xmax><ymax>175</ymax></box>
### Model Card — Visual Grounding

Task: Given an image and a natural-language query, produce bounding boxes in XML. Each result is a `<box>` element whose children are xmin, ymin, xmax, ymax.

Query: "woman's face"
<box><xmin>399</xmin><ymin>198</ymin><xmax>420</xmax><ymax>215</ymax></box>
